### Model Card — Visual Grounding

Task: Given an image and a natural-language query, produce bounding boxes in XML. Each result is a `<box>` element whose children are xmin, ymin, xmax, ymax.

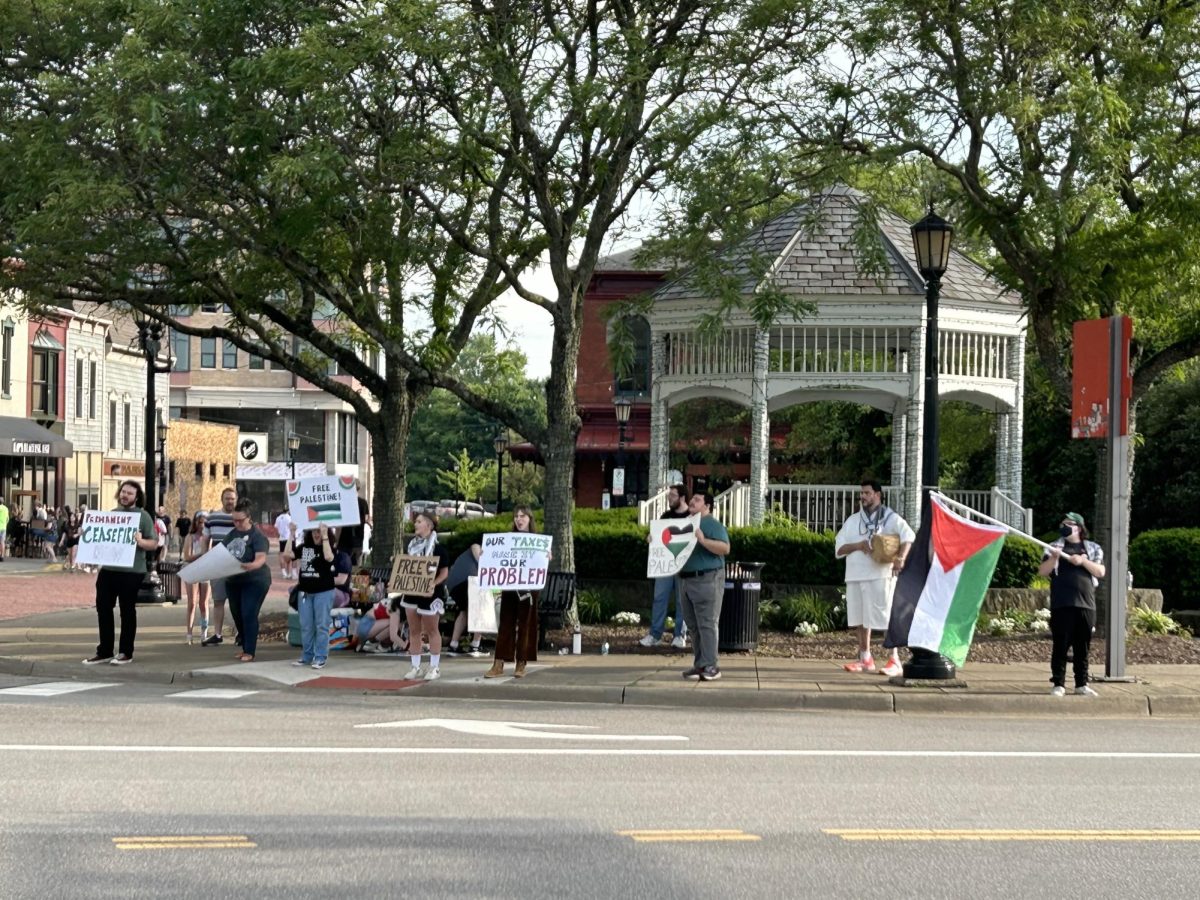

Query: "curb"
<box><xmin>893</xmin><ymin>692</ymin><xmax>1150</xmax><ymax>716</ymax></box>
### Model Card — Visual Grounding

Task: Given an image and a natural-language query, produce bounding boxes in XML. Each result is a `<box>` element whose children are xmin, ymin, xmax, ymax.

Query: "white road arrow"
<box><xmin>354</xmin><ymin>718</ymin><xmax>689</xmax><ymax>742</ymax></box>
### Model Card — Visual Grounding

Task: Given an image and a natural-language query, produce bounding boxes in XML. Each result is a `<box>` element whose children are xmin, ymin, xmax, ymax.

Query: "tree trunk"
<box><xmin>541</xmin><ymin>305</ymin><xmax>583</xmax><ymax>576</ymax></box>
<box><xmin>366</xmin><ymin>373</ymin><xmax>430</xmax><ymax>563</ymax></box>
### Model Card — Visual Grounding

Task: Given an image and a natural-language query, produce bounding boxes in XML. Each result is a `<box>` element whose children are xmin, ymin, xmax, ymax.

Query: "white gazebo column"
<box><xmin>994</xmin><ymin>409</ymin><xmax>1011</xmax><ymax>495</ymax></box>
<box><xmin>1006</xmin><ymin>332</ymin><xmax>1026</xmax><ymax>504</ymax></box>
<box><xmin>748</xmin><ymin>328</ymin><xmax>770</xmax><ymax>525</ymax></box>
<box><xmin>904</xmin><ymin>324</ymin><xmax>926</xmax><ymax>528</ymax></box>
<box><xmin>890</xmin><ymin>398</ymin><xmax>907</xmax><ymax>510</ymax></box>
<box><xmin>649</xmin><ymin>332</ymin><xmax>670</xmax><ymax>492</ymax></box>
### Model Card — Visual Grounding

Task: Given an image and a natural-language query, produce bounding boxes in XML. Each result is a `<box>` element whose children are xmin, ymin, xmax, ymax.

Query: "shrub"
<box><xmin>576</xmin><ymin>589</ymin><xmax>604</xmax><ymax>625</ymax></box>
<box><xmin>991</xmin><ymin>537</ymin><xmax>1042</xmax><ymax>588</ymax></box>
<box><xmin>1129</xmin><ymin>607</ymin><xmax>1183</xmax><ymax>636</ymax></box>
<box><xmin>761</xmin><ymin>591</ymin><xmax>845</xmax><ymax>633</ymax></box>
<box><xmin>1129</xmin><ymin>528</ymin><xmax>1200</xmax><ymax>612</ymax></box>
<box><xmin>727</xmin><ymin>527</ymin><xmax>839</xmax><ymax>585</ymax></box>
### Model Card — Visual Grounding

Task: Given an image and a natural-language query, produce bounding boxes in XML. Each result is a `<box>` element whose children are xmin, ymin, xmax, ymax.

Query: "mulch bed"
<box><xmin>258</xmin><ymin>612</ymin><xmax>1200</xmax><ymax>664</ymax></box>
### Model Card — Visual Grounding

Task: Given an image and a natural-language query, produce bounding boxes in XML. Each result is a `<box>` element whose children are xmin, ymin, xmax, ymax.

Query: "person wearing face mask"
<box><xmin>1038</xmin><ymin>512</ymin><xmax>1106</xmax><ymax>697</ymax></box>
<box><xmin>484</xmin><ymin>506</ymin><xmax>543</xmax><ymax>679</ymax></box>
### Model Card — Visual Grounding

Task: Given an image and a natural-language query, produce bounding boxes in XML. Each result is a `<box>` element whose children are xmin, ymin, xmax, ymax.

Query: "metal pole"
<box><xmin>141</xmin><ymin>323</ymin><xmax>158</xmax><ymax>514</ymax></box>
<box><xmin>1105</xmin><ymin>316</ymin><xmax>1130</xmax><ymax>679</ymax></box>
<box><xmin>496</xmin><ymin>452</ymin><xmax>504</xmax><ymax>515</ymax></box>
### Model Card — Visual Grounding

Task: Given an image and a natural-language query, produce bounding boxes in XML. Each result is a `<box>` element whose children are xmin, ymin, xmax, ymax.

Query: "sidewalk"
<box><xmin>2</xmin><ymin>599</ymin><xmax>1199</xmax><ymax>716</ymax></box>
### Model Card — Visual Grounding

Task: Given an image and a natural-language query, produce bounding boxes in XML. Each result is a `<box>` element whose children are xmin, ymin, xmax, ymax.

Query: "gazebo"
<box><xmin>639</xmin><ymin>185</ymin><xmax>1029</xmax><ymax>531</ymax></box>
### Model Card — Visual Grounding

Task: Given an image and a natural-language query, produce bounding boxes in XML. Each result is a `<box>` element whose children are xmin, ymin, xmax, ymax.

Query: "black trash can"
<box><xmin>156</xmin><ymin>560</ymin><xmax>182</xmax><ymax>604</ymax></box>
<box><xmin>718</xmin><ymin>561</ymin><xmax>765</xmax><ymax>652</ymax></box>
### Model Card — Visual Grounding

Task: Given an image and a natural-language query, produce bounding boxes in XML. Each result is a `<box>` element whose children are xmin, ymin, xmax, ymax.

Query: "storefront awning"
<box><xmin>0</xmin><ymin>416</ymin><xmax>72</xmax><ymax>458</ymax></box>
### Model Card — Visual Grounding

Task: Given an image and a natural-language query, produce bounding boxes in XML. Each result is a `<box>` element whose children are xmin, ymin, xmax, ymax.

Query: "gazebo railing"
<box><xmin>638</xmin><ymin>487</ymin><xmax>672</xmax><ymax>525</ymax></box>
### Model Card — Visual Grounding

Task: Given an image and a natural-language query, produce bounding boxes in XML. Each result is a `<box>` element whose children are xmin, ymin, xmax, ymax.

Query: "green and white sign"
<box><xmin>285</xmin><ymin>475</ymin><xmax>360</xmax><ymax>531</ymax></box>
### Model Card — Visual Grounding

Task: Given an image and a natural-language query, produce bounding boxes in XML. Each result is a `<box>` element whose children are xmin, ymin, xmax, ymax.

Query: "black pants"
<box><xmin>1050</xmin><ymin>606</ymin><xmax>1095</xmax><ymax>688</ymax></box>
<box><xmin>95</xmin><ymin>569</ymin><xmax>145</xmax><ymax>659</ymax></box>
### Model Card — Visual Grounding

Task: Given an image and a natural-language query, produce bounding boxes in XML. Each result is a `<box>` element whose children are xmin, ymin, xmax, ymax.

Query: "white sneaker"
<box><xmin>1075</xmin><ymin>685</ymin><xmax>1098</xmax><ymax>697</ymax></box>
<box><xmin>638</xmin><ymin>633</ymin><xmax>657</xmax><ymax>647</ymax></box>
<box><xmin>423</xmin><ymin>666</ymin><xmax>441</xmax><ymax>681</ymax></box>
<box><xmin>670</xmin><ymin>635</ymin><xmax>687</xmax><ymax>649</ymax></box>
<box><xmin>403</xmin><ymin>665</ymin><xmax>424</xmax><ymax>680</ymax></box>
<box><xmin>1050</xmin><ymin>685</ymin><xmax>1066</xmax><ymax>697</ymax></box>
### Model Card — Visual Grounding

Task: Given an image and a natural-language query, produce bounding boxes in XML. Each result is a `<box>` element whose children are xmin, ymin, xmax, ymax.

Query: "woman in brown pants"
<box><xmin>485</xmin><ymin>506</ymin><xmax>541</xmax><ymax>679</ymax></box>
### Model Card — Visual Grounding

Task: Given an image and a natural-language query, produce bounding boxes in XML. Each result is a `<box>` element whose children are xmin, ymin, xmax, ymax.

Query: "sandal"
<box><xmin>237</xmin><ymin>654</ymin><xmax>254</xmax><ymax>662</ymax></box>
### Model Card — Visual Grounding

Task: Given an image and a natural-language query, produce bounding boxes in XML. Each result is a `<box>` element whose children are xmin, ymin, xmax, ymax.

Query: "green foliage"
<box><xmin>435</xmin><ymin>449</ymin><xmax>496</xmax><ymax>506</ymax></box>
<box><xmin>727</xmin><ymin>527</ymin><xmax>840</xmax><ymax>585</ymax></box>
<box><xmin>992</xmin><ymin>537</ymin><xmax>1043</xmax><ymax>589</ymax></box>
<box><xmin>1129</xmin><ymin>529</ymin><xmax>1200</xmax><ymax>612</ymax></box>
<box><xmin>576</xmin><ymin>589</ymin><xmax>605</xmax><ymax>625</ymax></box>
<box><xmin>1128</xmin><ymin>607</ymin><xmax>1184</xmax><ymax>637</ymax></box>
<box><xmin>573</xmin><ymin>507</ymin><xmax>640</xmax><ymax>526</ymax></box>
<box><xmin>1131</xmin><ymin>363</ymin><xmax>1200</xmax><ymax>534</ymax></box>
<box><xmin>761</xmin><ymin>591</ymin><xmax>846</xmax><ymax>633</ymax></box>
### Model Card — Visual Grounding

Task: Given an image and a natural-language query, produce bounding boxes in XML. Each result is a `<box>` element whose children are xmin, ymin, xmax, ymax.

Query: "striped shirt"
<box><xmin>204</xmin><ymin>510</ymin><xmax>236</xmax><ymax>545</ymax></box>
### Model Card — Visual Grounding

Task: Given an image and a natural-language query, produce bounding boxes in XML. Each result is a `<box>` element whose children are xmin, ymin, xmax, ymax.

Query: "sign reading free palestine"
<box><xmin>286</xmin><ymin>475</ymin><xmax>361</xmax><ymax>532</ymax></box>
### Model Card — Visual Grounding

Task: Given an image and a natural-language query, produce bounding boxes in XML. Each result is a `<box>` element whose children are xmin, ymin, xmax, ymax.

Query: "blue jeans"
<box><xmin>650</xmin><ymin>576</ymin><xmax>686</xmax><ymax>640</ymax></box>
<box><xmin>225</xmin><ymin>577</ymin><xmax>270</xmax><ymax>656</ymax></box>
<box><xmin>299</xmin><ymin>589</ymin><xmax>335</xmax><ymax>664</ymax></box>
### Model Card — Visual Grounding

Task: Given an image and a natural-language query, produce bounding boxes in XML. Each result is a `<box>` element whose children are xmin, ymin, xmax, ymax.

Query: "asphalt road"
<box><xmin>1</xmin><ymin>676</ymin><xmax>1197</xmax><ymax>899</ymax></box>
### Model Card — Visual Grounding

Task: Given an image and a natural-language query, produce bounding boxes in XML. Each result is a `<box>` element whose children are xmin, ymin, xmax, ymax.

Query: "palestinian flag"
<box><xmin>306</xmin><ymin>504</ymin><xmax>342</xmax><ymax>522</ymax></box>
<box><xmin>885</xmin><ymin>493</ymin><xmax>1007</xmax><ymax>666</ymax></box>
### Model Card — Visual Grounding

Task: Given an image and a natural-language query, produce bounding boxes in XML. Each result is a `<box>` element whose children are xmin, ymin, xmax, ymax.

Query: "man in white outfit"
<box><xmin>834</xmin><ymin>479</ymin><xmax>915</xmax><ymax>677</ymax></box>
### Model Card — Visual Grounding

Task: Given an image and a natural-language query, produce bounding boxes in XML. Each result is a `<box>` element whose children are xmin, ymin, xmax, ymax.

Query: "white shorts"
<box><xmin>846</xmin><ymin>579</ymin><xmax>896</xmax><ymax>631</ymax></box>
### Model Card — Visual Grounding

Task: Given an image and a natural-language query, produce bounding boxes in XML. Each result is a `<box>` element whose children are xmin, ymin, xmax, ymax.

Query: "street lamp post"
<box><xmin>156</xmin><ymin>418</ymin><xmax>168</xmax><ymax>507</ymax></box>
<box><xmin>287</xmin><ymin>433</ymin><xmax>301</xmax><ymax>479</ymax></box>
<box><xmin>905</xmin><ymin>204</ymin><xmax>956</xmax><ymax>680</ymax></box>
<box><xmin>134</xmin><ymin>313</ymin><xmax>171</xmax><ymax>515</ymax></box>
<box><xmin>493</xmin><ymin>429</ymin><xmax>510</xmax><ymax>515</ymax></box>
<box><xmin>613</xmin><ymin>395</ymin><xmax>632</xmax><ymax>506</ymax></box>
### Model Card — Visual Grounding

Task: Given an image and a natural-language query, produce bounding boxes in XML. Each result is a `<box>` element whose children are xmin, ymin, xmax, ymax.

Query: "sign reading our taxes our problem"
<box><xmin>477</xmin><ymin>532</ymin><xmax>553</xmax><ymax>591</ymax></box>
<box><xmin>285</xmin><ymin>475</ymin><xmax>361</xmax><ymax>531</ymax></box>
<box><xmin>387</xmin><ymin>554</ymin><xmax>440</xmax><ymax>597</ymax></box>
<box><xmin>75</xmin><ymin>510</ymin><xmax>142</xmax><ymax>567</ymax></box>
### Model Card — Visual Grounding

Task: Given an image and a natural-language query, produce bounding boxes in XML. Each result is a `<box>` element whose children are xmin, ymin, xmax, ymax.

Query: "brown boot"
<box><xmin>514</xmin><ymin>661</ymin><xmax>527</xmax><ymax>678</ymax></box>
<box><xmin>484</xmin><ymin>660</ymin><xmax>505</xmax><ymax>679</ymax></box>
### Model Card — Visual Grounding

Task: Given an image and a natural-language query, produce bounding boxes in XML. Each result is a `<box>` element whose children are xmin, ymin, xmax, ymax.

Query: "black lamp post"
<box><xmin>493</xmin><ymin>428</ymin><xmax>510</xmax><ymax>515</ymax></box>
<box><xmin>134</xmin><ymin>311</ymin><xmax>171</xmax><ymax>515</ymax></box>
<box><xmin>156</xmin><ymin>418</ymin><xmax>168</xmax><ymax>506</ymax></box>
<box><xmin>287</xmin><ymin>433</ymin><xmax>301</xmax><ymax>479</ymax></box>
<box><xmin>905</xmin><ymin>204</ymin><xmax>956</xmax><ymax>680</ymax></box>
<box><xmin>613</xmin><ymin>395</ymin><xmax>632</xmax><ymax>506</ymax></box>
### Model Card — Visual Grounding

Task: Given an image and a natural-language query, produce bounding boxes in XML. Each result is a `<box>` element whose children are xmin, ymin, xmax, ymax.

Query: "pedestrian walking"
<box><xmin>82</xmin><ymin>481</ymin><xmax>159</xmax><ymax>666</ymax></box>
<box><xmin>676</xmin><ymin>492</ymin><xmax>731</xmax><ymax>682</ymax></box>
<box><xmin>222</xmin><ymin>498</ymin><xmax>272</xmax><ymax>662</ymax></box>
<box><xmin>1040</xmin><ymin>512</ymin><xmax>1106</xmax><ymax>697</ymax></box>
<box><xmin>274</xmin><ymin>509</ymin><xmax>294</xmax><ymax>579</ymax></box>
<box><xmin>485</xmin><ymin>506</ymin><xmax>543</xmax><ymax>679</ymax></box>
<box><xmin>835</xmin><ymin>479</ymin><xmax>915</xmax><ymax>677</ymax></box>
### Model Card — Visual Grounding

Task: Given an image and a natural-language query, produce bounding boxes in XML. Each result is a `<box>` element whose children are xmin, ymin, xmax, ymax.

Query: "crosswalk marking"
<box><xmin>169</xmin><ymin>689</ymin><xmax>260</xmax><ymax>700</ymax></box>
<box><xmin>0</xmin><ymin>682</ymin><xmax>117</xmax><ymax>697</ymax></box>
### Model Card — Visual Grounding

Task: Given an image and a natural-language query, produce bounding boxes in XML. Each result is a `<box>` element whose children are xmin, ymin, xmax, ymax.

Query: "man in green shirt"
<box><xmin>0</xmin><ymin>501</ymin><xmax>8</xmax><ymax>562</ymax></box>
<box><xmin>676</xmin><ymin>491</ymin><xmax>731</xmax><ymax>682</ymax></box>
<box><xmin>82</xmin><ymin>480</ymin><xmax>159</xmax><ymax>666</ymax></box>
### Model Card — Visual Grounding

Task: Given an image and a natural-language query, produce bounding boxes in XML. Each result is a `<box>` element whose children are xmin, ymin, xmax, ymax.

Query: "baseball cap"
<box><xmin>1064</xmin><ymin>512</ymin><xmax>1085</xmax><ymax>526</ymax></box>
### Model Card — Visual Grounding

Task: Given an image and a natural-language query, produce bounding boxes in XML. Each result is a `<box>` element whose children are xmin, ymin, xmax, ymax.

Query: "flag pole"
<box><xmin>931</xmin><ymin>491</ymin><xmax>1059</xmax><ymax>555</ymax></box>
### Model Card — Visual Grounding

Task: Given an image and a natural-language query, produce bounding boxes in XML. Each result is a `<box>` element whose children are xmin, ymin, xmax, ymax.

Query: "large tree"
<box><xmin>397</xmin><ymin>0</ymin><xmax>836</xmax><ymax>571</ymax></box>
<box><xmin>0</xmin><ymin>0</ymin><xmax>541</xmax><ymax>556</ymax></box>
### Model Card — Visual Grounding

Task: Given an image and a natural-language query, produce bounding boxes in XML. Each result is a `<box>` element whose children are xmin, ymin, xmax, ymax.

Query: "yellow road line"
<box><xmin>112</xmin><ymin>835</ymin><xmax>256</xmax><ymax>850</ymax></box>
<box><xmin>618</xmin><ymin>829</ymin><xmax>761</xmax><ymax>843</ymax></box>
<box><xmin>825</xmin><ymin>829</ymin><xmax>1200</xmax><ymax>842</ymax></box>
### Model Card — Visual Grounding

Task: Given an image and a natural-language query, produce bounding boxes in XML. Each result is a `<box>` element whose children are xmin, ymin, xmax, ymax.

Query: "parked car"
<box><xmin>436</xmin><ymin>500</ymin><xmax>490</xmax><ymax>520</ymax></box>
<box><xmin>407</xmin><ymin>500</ymin><xmax>439</xmax><ymax>522</ymax></box>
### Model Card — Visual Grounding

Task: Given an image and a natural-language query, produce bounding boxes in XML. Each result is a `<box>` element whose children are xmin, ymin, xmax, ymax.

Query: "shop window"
<box><xmin>32</xmin><ymin>349</ymin><xmax>60</xmax><ymax>416</ymax></box>
<box><xmin>200</xmin><ymin>337</ymin><xmax>216</xmax><ymax>369</ymax></box>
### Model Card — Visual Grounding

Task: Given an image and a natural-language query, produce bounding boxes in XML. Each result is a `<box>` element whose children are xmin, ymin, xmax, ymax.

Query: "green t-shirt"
<box><xmin>101</xmin><ymin>507</ymin><xmax>157</xmax><ymax>574</ymax></box>
<box><xmin>679</xmin><ymin>515</ymin><xmax>730</xmax><ymax>574</ymax></box>
<box><xmin>0</xmin><ymin>504</ymin><xmax>8</xmax><ymax>532</ymax></box>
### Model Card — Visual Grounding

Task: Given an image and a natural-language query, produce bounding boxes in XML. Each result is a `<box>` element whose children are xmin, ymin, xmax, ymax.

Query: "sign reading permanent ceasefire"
<box><xmin>11</xmin><ymin>440</ymin><xmax>51</xmax><ymax>456</ymax></box>
<box><xmin>75</xmin><ymin>510</ymin><xmax>141</xmax><ymax>568</ymax></box>
<box><xmin>387</xmin><ymin>554</ymin><xmax>439</xmax><ymax>597</ymax></box>
<box><xmin>477</xmin><ymin>532</ymin><xmax>553</xmax><ymax>591</ymax></box>
<box><xmin>285</xmin><ymin>475</ymin><xmax>361</xmax><ymax>531</ymax></box>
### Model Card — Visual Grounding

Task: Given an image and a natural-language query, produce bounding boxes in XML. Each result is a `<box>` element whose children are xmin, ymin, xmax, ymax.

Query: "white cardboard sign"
<box><xmin>646</xmin><ymin>515</ymin><xmax>701</xmax><ymax>578</ymax></box>
<box><xmin>178</xmin><ymin>543</ymin><xmax>245</xmax><ymax>585</ymax></box>
<box><xmin>76</xmin><ymin>510</ymin><xmax>142</xmax><ymax>568</ymax></box>
<box><xmin>477</xmin><ymin>532</ymin><xmax>553</xmax><ymax>591</ymax></box>
<box><xmin>285</xmin><ymin>475</ymin><xmax>361</xmax><ymax>531</ymax></box>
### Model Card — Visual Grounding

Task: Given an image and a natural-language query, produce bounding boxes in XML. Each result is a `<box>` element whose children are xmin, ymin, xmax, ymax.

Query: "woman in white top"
<box><xmin>184</xmin><ymin>511</ymin><xmax>210</xmax><ymax>644</ymax></box>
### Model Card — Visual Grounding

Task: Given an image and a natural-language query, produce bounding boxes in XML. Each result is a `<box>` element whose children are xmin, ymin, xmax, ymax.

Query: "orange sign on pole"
<box><xmin>1071</xmin><ymin>317</ymin><xmax>1132</xmax><ymax>439</ymax></box>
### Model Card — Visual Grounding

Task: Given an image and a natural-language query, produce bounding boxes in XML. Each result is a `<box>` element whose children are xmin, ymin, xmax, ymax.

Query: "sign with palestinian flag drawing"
<box><xmin>646</xmin><ymin>515</ymin><xmax>702</xmax><ymax>577</ymax></box>
<box><xmin>885</xmin><ymin>494</ymin><xmax>1007</xmax><ymax>666</ymax></box>
<box><xmin>285</xmin><ymin>475</ymin><xmax>361</xmax><ymax>532</ymax></box>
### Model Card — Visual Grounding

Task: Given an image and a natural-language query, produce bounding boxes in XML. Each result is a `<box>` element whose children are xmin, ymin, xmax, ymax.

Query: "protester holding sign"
<box><xmin>283</xmin><ymin>522</ymin><xmax>351</xmax><ymax>670</ymax></box>
<box><xmin>484</xmin><ymin>506</ymin><xmax>545</xmax><ymax>679</ymax></box>
<box><xmin>222</xmin><ymin>498</ymin><xmax>272</xmax><ymax>662</ymax></box>
<box><xmin>82</xmin><ymin>481</ymin><xmax>159</xmax><ymax>666</ymax></box>
<box><xmin>394</xmin><ymin>512</ymin><xmax>450</xmax><ymax>681</ymax></box>
<box><xmin>676</xmin><ymin>492</ymin><xmax>731</xmax><ymax>683</ymax></box>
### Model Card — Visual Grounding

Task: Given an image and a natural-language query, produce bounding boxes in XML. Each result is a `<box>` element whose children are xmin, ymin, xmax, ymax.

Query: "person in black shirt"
<box><xmin>396</xmin><ymin>512</ymin><xmax>450</xmax><ymax>681</ymax></box>
<box><xmin>222</xmin><ymin>498</ymin><xmax>272</xmax><ymax>662</ymax></box>
<box><xmin>283</xmin><ymin>521</ymin><xmax>350</xmax><ymax>670</ymax></box>
<box><xmin>336</xmin><ymin>483</ymin><xmax>371</xmax><ymax>565</ymax></box>
<box><xmin>175</xmin><ymin>510</ymin><xmax>192</xmax><ymax>560</ymax></box>
<box><xmin>1038</xmin><ymin>511</ymin><xmax>1106</xmax><ymax>697</ymax></box>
